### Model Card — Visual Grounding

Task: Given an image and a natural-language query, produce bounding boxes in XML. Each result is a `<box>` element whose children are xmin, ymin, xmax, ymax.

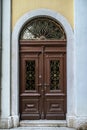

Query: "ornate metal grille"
<box><xmin>20</xmin><ymin>17</ymin><xmax>66</xmax><ymax>40</ymax></box>
<box><xmin>25</xmin><ymin>60</ymin><xmax>35</xmax><ymax>90</ymax></box>
<box><xmin>50</xmin><ymin>60</ymin><xmax>60</xmax><ymax>90</ymax></box>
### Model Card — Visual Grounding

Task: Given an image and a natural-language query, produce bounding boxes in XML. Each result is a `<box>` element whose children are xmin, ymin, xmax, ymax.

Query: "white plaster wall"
<box><xmin>75</xmin><ymin>0</ymin><xmax>87</xmax><ymax>116</ymax></box>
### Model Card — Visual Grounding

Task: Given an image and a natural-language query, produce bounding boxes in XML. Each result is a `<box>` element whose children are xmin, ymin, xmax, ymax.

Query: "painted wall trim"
<box><xmin>12</xmin><ymin>9</ymin><xmax>74</xmax><ymax>127</ymax></box>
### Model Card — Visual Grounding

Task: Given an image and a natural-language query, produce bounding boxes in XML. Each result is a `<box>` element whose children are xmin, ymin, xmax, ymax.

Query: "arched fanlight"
<box><xmin>20</xmin><ymin>17</ymin><xmax>66</xmax><ymax>40</ymax></box>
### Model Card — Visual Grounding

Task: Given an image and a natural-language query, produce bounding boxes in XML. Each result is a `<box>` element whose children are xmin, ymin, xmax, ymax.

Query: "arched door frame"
<box><xmin>12</xmin><ymin>9</ymin><xmax>74</xmax><ymax>126</ymax></box>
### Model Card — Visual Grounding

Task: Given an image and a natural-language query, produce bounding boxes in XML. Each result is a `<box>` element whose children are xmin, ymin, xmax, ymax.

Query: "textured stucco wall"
<box><xmin>12</xmin><ymin>0</ymin><xmax>74</xmax><ymax>29</ymax></box>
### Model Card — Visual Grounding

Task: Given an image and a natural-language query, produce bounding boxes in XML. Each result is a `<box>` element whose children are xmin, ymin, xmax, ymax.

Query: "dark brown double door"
<box><xmin>20</xmin><ymin>41</ymin><xmax>66</xmax><ymax>120</ymax></box>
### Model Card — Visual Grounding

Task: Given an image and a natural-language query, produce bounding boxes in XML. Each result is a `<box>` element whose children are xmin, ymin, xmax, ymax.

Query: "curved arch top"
<box><xmin>13</xmin><ymin>9</ymin><xmax>73</xmax><ymax>41</ymax></box>
<box><xmin>12</xmin><ymin>9</ymin><xmax>74</xmax><ymax>124</ymax></box>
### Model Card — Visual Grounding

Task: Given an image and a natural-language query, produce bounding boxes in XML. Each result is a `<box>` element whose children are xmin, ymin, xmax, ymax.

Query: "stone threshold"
<box><xmin>20</xmin><ymin>120</ymin><xmax>67</xmax><ymax>127</ymax></box>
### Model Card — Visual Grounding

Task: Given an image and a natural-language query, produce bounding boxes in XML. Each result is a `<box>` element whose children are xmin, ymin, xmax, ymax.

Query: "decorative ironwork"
<box><xmin>20</xmin><ymin>17</ymin><xmax>66</xmax><ymax>40</ymax></box>
<box><xmin>25</xmin><ymin>60</ymin><xmax>35</xmax><ymax>90</ymax></box>
<box><xmin>50</xmin><ymin>60</ymin><xmax>60</xmax><ymax>90</ymax></box>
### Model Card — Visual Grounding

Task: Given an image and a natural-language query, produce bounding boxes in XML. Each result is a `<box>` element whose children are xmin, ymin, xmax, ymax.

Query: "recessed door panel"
<box><xmin>44</xmin><ymin>53</ymin><xmax>65</xmax><ymax>93</ymax></box>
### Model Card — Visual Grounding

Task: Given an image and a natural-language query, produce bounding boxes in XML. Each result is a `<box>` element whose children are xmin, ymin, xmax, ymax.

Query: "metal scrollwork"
<box><xmin>20</xmin><ymin>17</ymin><xmax>66</xmax><ymax>40</ymax></box>
<box><xmin>50</xmin><ymin>60</ymin><xmax>60</xmax><ymax>90</ymax></box>
<box><xmin>26</xmin><ymin>60</ymin><xmax>35</xmax><ymax>90</ymax></box>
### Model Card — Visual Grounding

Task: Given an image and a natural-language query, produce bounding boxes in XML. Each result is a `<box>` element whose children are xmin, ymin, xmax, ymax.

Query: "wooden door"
<box><xmin>19</xmin><ymin>41</ymin><xmax>66</xmax><ymax>120</ymax></box>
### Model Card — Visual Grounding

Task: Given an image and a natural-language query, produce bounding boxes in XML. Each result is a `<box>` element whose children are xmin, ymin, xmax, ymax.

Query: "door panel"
<box><xmin>20</xmin><ymin>52</ymin><xmax>42</xmax><ymax>119</ymax></box>
<box><xmin>45</xmin><ymin>98</ymin><xmax>66</xmax><ymax>119</ymax></box>
<box><xmin>19</xmin><ymin>42</ymin><xmax>66</xmax><ymax>120</ymax></box>
<box><xmin>44</xmin><ymin>53</ymin><xmax>65</xmax><ymax>93</ymax></box>
<box><xmin>20</xmin><ymin>97</ymin><xmax>41</xmax><ymax>120</ymax></box>
<box><xmin>44</xmin><ymin>52</ymin><xmax>66</xmax><ymax>119</ymax></box>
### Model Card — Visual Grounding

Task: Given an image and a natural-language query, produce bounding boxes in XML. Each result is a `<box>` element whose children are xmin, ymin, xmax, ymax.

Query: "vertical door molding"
<box><xmin>12</xmin><ymin>9</ymin><xmax>74</xmax><ymax>127</ymax></box>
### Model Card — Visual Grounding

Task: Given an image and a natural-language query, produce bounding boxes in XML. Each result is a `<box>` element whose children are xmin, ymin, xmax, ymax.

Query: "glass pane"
<box><xmin>20</xmin><ymin>17</ymin><xmax>66</xmax><ymax>40</ymax></box>
<box><xmin>25</xmin><ymin>60</ymin><xmax>35</xmax><ymax>90</ymax></box>
<box><xmin>50</xmin><ymin>60</ymin><xmax>60</xmax><ymax>90</ymax></box>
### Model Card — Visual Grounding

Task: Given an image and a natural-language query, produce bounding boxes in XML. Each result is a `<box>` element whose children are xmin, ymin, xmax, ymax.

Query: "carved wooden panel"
<box><xmin>20</xmin><ymin>97</ymin><xmax>41</xmax><ymax>120</ymax></box>
<box><xmin>45</xmin><ymin>98</ymin><xmax>66</xmax><ymax>119</ymax></box>
<box><xmin>44</xmin><ymin>53</ymin><xmax>65</xmax><ymax>93</ymax></box>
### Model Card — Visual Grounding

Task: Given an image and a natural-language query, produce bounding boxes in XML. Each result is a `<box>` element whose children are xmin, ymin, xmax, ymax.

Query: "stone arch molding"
<box><xmin>12</xmin><ymin>9</ymin><xmax>74</xmax><ymax>127</ymax></box>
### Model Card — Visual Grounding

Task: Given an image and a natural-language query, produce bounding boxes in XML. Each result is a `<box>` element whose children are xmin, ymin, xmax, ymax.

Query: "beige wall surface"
<box><xmin>12</xmin><ymin>0</ymin><xmax>74</xmax><ymax>29</ymax></box>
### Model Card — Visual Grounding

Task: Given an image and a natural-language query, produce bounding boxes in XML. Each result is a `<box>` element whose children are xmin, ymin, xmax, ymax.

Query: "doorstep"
<box><xmin>20</xmin><ymin>120</ymin><xmax>67</xmax><ymax>127</ymax></box>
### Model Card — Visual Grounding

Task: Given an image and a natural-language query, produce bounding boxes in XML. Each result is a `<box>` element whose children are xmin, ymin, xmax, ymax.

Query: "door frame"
<box><xmin>12</xmin><ymin>9</ymin><xmax>74</xmax><ymax>126</ymax></box>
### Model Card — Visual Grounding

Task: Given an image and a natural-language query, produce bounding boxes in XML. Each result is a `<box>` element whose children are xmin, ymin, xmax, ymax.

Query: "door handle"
<box><xmin>37</xmin><ymin>84</ymin><xmax>42</xmax><ymax>87</ymax></box>
<box><xmin>44</xmin><ymin>84</ymin><xmax>49</xmax><ymax>87</ymax></box>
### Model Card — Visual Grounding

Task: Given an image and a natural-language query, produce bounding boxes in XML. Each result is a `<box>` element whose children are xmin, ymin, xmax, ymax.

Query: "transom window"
<box><xmin>20</xmin><ymin>17</ymin><xmax>66</xmax><ymax>40</ymax></box>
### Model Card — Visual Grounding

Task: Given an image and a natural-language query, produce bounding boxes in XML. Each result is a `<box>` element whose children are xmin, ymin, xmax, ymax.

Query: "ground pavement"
<box><xmin>0</xmin><ymin>127</ymin><xmax>76</xmax><ymax>130</ymax></box>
